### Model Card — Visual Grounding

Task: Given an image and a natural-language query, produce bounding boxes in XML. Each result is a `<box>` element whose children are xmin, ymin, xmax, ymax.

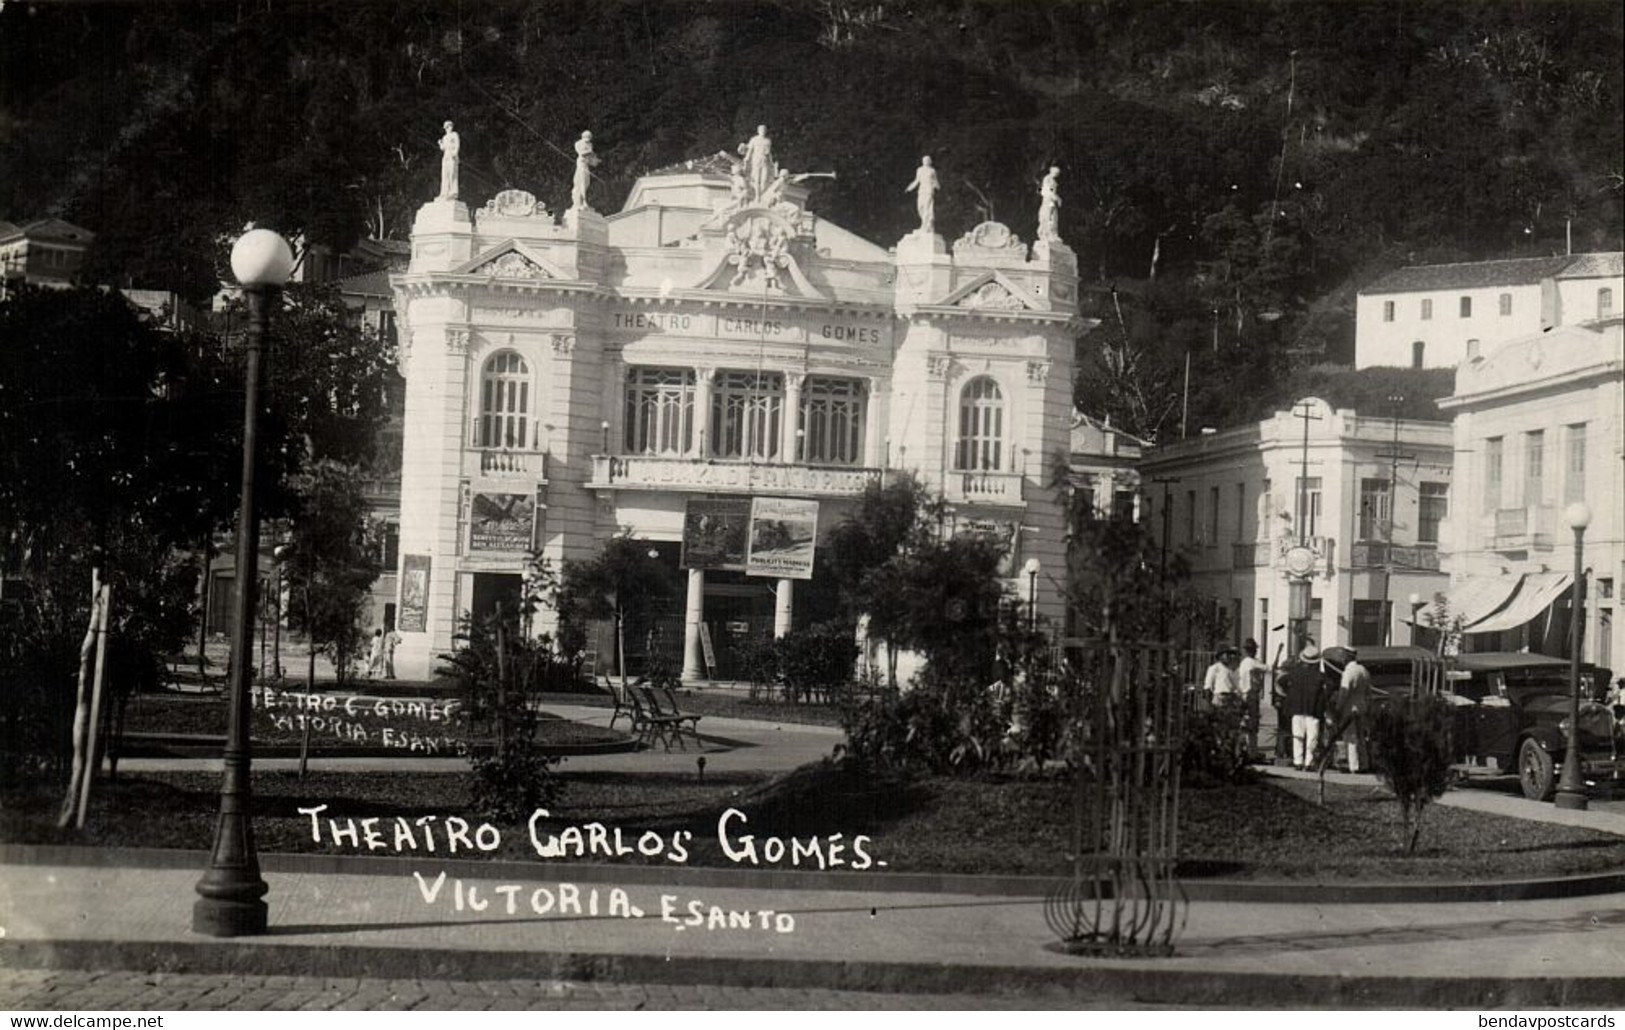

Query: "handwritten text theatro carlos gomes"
<box><xmin>299</xmin><ymin>805</ymin><xmax>887</xmax><ymax>934</ymax></box>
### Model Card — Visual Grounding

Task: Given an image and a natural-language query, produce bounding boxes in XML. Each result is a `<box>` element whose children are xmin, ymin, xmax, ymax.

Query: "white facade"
<box><xmin>1354</xmin><ymin>253</ymin><xmax>1623</xmax><ymax>370</ymax></box>
<box><xmin>1137</xmin><ymin>399</ymin><xmax>1454</xmax><ymax>657</ymax></box>
<box><xmin>1439</xmin><ymin>318</ymin><xmax>1625</xmax><ymax>669</ymax></box>
<box><xmin>389</xmin><ymin>146</ymin><xmax>1085</xmax><ymax>680</ymax></box>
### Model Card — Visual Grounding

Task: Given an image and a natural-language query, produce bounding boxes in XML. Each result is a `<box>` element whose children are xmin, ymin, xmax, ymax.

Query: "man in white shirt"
<box><xmin>1337</xmin><ymin>647</ymin><xmax>1373</xmax><ymax>772</ymax></box>
<box><xmin>1203</xmin><ymin>647</ymin><xmax>1242</xmax><ymax>707</ymax></box>
<box><xmin>1237</xmin><ymin>638</ymin><xmax>1269</xmax><ymax>757</ymax></box>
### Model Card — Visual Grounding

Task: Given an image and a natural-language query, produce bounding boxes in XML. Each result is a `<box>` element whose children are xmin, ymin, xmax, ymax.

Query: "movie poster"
<box><xmin>468</xmin><ymin>492</ymin><xmax>536</xmax><ymax>552</ymax></box>
<box><xmin>398</xmin><ymin>554</ymin><xmax>430</xmax><ymax>633</ymax></box>
<box><xmin>745</xmin><ymin>497</ymin><xmax>818</xmax><ymax>580</ymax></box>
<box><xmin>681</xmin><ymin>497</ymin><xmax>751</xmax><ymax>570</ymax></box>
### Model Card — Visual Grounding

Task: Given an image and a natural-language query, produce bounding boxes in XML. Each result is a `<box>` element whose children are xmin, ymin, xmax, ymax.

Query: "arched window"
<box><xmin>1411</xmin><ymin>340</ymin><xmax>1426</xmax><ymax>369</ymax></box>
<box><xmin>478</xmin><ymin>351</ymin><xmax>530</xmax><ymax>449</ymax></box>
<box><xmin>799</xmin><ymin>377</ymin><xmax>865</xmax><ymax>465</ymax></box>
<box><xmin>955</xmin><ymin>377</ymin><xmax>1004</xmax><ymax>471</ymax></box>
<box><xmin>1600</xmin><ymin>287</ymin><xmax>1615</xmax><ymax>319</ymax></box>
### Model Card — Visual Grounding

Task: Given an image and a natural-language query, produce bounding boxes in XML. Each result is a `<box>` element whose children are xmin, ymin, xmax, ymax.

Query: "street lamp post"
<box><xmin>193</xmin><ymin>229</ymin><xmax>294</xmax><ymax>937</ymax></box>
<box><xmin>1554</xmin><ymin>501</ymin><xmax>1592</xmax><ymax>811</ymax></box>
<box><xmin>1024</xmin><ymin>557</ymin><xmax>1041</xmax><ymax>635</ymax></box>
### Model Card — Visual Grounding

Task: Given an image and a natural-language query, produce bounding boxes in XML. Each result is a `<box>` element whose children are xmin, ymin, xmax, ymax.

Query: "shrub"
<box><xmin>839</xmin><ymin>665</ymin><xmax>1011</xmax><ymax>774</ymax></box>
<box><xmin>1179</xmin><ymin>700</ymin><xmax>1254</xmax><ymax>787</ymax></box>
<box><xmin>439</xmin><ymin>612</ymin><xmax>562</xmax><ymax>821</ymax></box>
<box><xmin>1366</xmin><ymin>694</ymin><xmax>1455</xmax><ymax>854</ymax></box>
<box><xmin>776</xmin><ymin>620</ymin><xmax>858</xmax><ymax>700</ymax></box>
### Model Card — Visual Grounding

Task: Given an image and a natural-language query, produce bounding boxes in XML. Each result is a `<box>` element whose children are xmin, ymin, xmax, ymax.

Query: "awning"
<box><xmin>1466</xmin><ymin>572</ymin><xmax>1573</xmax><ymax>635</ymax></box>
<box><xmin>1413</xmin><ymin>575</ymin><xmax>1521</xmax><ymax>629</ymax></box>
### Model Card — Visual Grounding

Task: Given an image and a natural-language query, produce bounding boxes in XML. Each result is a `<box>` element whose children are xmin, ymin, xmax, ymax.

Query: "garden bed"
<box><xmin>5</xmin><ymin>764</ymin><xmax>1622</xmax><ymax>882</ymax></box>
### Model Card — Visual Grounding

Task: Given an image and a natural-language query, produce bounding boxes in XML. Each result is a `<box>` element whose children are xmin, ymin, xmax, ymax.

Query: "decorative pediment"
<box><xmin>936</xmin><ymin>271</ymin><xmax>1042</xmax><ymax>312</ymax></box>
<box><xmin>478</xmin><ymin>189</ymin><xmax>549</xmax><ymax>220</ymax></box>
<box><xmin>953</xmin><ymin>221</ymin><xmax>1026</xmax><ymax>258</ymax></box>
<box><xmin>453</xmin><ymin>240</ymin><xmax>569</xmax><ymax>281</ymax></box>
<box><xmin>692</xmin><ymin>209</ymin><xmax>824</xmax><ymax>299</ymax></box>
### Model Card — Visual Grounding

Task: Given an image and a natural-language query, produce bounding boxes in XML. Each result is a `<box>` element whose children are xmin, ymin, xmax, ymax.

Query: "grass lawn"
<box><xmin>6</xmin><ymin>763</ymin><xmax>1623</xmax><ymax>882</ymax></box>
<box><xmin>117</xmin><ymin>693</ymin><xmax>628</xmax><ymax>751</ymax></box>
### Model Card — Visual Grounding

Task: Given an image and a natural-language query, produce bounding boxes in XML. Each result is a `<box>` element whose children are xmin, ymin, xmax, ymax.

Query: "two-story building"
<box><xmin>1437</xmin><ymin>317</ymin><xmax>1624</xmax><ymax>667</ymax></box>
<box><xmin>388</xmin><ymin>137</ymin><xmax>1085</xmax><ymax>681</ymax></box>
<box><xmin>1354</xmin><ymin>253</ymin><xmax>1622</xmax><ymax>370</ymax></box>
<box><xmin>1137</xmin><ymin>399</ymin><xmax>1454</xmax><ymax>657</ymax></box>
<box><xmin>0</xmin><ymin>217</ymin><xmax>95</xmax><ymax>293</ymax></box>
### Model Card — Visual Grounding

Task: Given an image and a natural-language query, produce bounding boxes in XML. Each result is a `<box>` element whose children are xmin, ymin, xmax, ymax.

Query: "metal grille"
<box><xmin>1046</xmin><ymin>640</ymin><xmax>1189</xmax><ymax>956</ymax></box>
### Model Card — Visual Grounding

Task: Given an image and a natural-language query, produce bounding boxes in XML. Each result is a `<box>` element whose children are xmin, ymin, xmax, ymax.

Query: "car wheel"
<box><xmin>1519</xmin><ymin>738</ymin><xmax>1556</xmax><ymax>802</ymax></box>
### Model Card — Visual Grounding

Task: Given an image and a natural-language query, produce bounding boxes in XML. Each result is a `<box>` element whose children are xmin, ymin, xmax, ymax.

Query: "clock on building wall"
<box><xmin>1283</xmin><ymin>544</ymin><xmax>1317</xmax><ymax>578</ymax></box>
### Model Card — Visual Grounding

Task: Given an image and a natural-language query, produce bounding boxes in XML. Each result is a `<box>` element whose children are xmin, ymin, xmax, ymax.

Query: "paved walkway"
<box><xmin>1</xmin><ymin>861</ymin><xmax>1622</xmax><ymax>1006</ymax></box>
<box><xmin>116</xmin><ymin>705</ymin><xmax>844</xmax><ymax>777</ymax></box>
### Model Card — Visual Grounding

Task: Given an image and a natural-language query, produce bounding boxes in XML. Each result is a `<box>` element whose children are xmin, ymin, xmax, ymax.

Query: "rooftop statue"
<box><xmin>571</xmin><ymin>131</ymin><xmax>600</xmax><ymax>211</ymax></box>
<box><xmin>904</xmin><ymin>156</ymin><xmax>939</xmax><ymax>234</ymax></box>
<box><xmin>437</xmin><ymin>121</ymin><xmax>460</xmax><ymax>201</ymax></box>
<box><xmin>738</xmin><ymin>125</ymin><xmax>777</xmax><ymax>205</ymax></box>
<box><xmin>1037</xmin><ymin>165</ymin><xmax>1062</xmax><ymax>243</ymax></box>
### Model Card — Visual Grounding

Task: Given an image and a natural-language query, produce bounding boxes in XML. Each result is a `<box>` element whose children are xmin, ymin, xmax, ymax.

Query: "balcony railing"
<box><xmin>944</xmin><ymin>471</ymin><xmax>1025</xmax><ymax>506</ymax></box>
<box><xmin>589</xmin><ymin>455</ymin><xmax>881</xmax><ymax>496</ymax></box>
<box><xmin>1490</xmin><ymin>505</ymin><xmax>1554</xmax><ymax>550</ymax></box>
<box><xmin>1349</xmin><ymin>542</ymin><xmax>1441</xmax><ymax>572</ymax></box>
<box><xmin>475</xmin><ymin>449</ymin><xmax>546</xmax><ymax>478</ymax></box>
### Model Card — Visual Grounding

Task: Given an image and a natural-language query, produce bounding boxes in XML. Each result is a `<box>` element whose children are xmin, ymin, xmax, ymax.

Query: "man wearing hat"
<box><xmin>1238</xmin><ymin>638</ymin><xmax>1270</xmax><ymax>757</ymax></box>
<box><xmin>1332</xmin><ymin>645</ymin><xmax>1373</xmax><ymax>772</ymax></box>
<box><xmin>1203</xmin><ymin>646</ymin><xmax>1242</xmax><ymax>708</ymax></box>
<box><xmin>1282</xmin><ymin>643</ymin><xmax>1328</xmax><ymax>770</ymax></box>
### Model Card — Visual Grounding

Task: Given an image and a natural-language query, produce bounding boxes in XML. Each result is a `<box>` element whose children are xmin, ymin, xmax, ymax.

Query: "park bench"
<box><xmin>599</xmin><ymin>674</ymin><xmax>635</xmax><ymax>732</ymax></box>
<box><xmin>626</xmin><ymin>685</ymin><xmax>683</xmax><ymax>751</ymax></box>
<box><xmin>641</xmin><ymin>684</ymin><xmax>703</xmax><ymax>750</ymax></box>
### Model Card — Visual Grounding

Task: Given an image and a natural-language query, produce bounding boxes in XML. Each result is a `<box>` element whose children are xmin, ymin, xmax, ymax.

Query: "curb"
<box><xmin>2</xmin><ymin>938</ymin><xmax>1622</xmax><ymax>1007</ymax></box>
<box><xmin>6</xmin><ymin>845</ymin><xmax>1625</xmax><ymax>904</ymax></box>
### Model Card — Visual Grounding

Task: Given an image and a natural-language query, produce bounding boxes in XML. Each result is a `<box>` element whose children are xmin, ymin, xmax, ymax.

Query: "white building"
<box><xmin>1137</xmin><ymin>399</ymin><xmax>1454</xmax><ymax>657</ymax></box>
<box><xmin>388</xmin><ymin>141</ymin><xmax>1085</xmax><ymax>681</ymax></box>
<box><xmin>0</xmin><ymin>218</ymin><xmax>95</xmax><ymax>293</ymax></box>
<box><xmin>1437</xmin><ymin>317</ymin><xmax>1624</xmax><ymax>669</ymax></box>
<box><xmin>1354</xmin><ymin>252</ymin><xmax>1622</xmax><ymax>370</ymax></box>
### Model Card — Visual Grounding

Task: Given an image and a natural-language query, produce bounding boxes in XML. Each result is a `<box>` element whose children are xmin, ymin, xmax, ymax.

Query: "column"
<box><xmin>864</xmin><ymin>376</ymin><xmax>884</xmax><ymax>468</ymax></box>
<box><xmin>694</xmin><ymin>368</ymin><xmax>714</xmax><ymax>458</ymax></box>
<box><xmin>681</xmin><ymin>568</ymin><xmax>706</xmax><ymax>680</ymax></box>
<box><xmin>774</xmin><ymin>579</ymin><xmax>794</xmax><ymax>639</ymax></box>
<box><xmin>782</xmin><ymin>372</ymin><xmax>804</xmax><ymax>463</ymax></box>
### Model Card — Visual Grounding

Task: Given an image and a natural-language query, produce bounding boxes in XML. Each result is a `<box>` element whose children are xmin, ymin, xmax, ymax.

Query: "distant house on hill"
<box><xmin>1355</xmin><ymin>252</ymin><xmax>1622</xmax><ymax>370</ymax></box>
<box><xmin>0</xmin><ymin>218</ymin><xmax>95</xmax><ymax>292</ymax></box>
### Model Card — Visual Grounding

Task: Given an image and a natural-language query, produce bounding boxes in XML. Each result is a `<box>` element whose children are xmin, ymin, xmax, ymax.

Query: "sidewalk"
<box><xmin>116</xmin><ymin>705</ymin><xmax>845</xmax><ymax>777</ymax></box>
<box><xmin>1</xmin><ymin>860</ymin><xmax>1623</xmax><ymax>1006</ymax></box>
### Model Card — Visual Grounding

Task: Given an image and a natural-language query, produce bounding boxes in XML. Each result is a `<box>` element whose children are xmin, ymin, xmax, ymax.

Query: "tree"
<box><xmin>558</xmin><ymin>535</ymin><xmax>676</xmax><ymax>678</ymax></box>
<box><xmin>1367</xmin><ymin>694</ymin><xmax>1456</xmax><ymax>854</ymax></box>
<box><xmin>281</xmin><ymin>460</ymin><xmax>382</xmax><ymax>688</ymax></box>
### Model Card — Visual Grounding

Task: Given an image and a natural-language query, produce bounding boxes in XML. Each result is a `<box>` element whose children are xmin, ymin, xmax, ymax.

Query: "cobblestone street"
<box><xmin>0</xmin><ymin>968</ymin><xmax>1143</xmax><ymax>1010</ymax></box>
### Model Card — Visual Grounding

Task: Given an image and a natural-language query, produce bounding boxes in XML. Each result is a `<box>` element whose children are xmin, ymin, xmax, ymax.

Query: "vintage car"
<box><xmin>1440</xmin><ymin>652</ymin><xmax>1618</xmax><ymax>801</ymax></box>
<box><xmin>1326</xmin><ymin>648</ymin><xmax>1618</xmax><ymax>800</ymax></box>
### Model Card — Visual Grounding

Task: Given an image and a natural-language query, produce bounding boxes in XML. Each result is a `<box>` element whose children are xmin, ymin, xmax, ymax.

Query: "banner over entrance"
<box><xmin>746</xmin><ymin>497</ymin><xmax>819</xmax><ymax>580</ymax></box>
<box><xmin>681</xmin><ymin>497</ymin><xmax>751</xmax><ymax>571</ymax></box>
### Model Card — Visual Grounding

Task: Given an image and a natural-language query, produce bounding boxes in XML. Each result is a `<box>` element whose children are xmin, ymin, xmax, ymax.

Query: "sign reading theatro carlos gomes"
<box><xmin>745</xmin><ymin>497</ymin><xmax>819</xmax><ymax>580</ymax></box>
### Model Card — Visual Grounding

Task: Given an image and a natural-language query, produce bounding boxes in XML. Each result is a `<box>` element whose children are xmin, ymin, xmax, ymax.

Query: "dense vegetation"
<box><xmin>2</xmin><ymin>0</ymin><xmax>1620</xmax><ymax>433</ymax></box>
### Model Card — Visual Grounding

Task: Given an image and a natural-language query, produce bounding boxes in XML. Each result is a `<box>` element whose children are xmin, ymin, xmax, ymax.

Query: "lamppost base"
<box><xmin>192</xmin><ymin>897</ymin><xmax>268</xmax><ymax>937</ymax></box>
<box><xmin>1553</xmin><ymin>788</ymin><xmax>1589</xmax><ymax>812</ymax></box>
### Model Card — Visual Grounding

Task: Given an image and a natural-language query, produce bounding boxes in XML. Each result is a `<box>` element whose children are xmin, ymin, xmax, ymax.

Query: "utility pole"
<box><xmin>1151</xmin><ymin>475</ymin><xmax>1180</xmax><ymax>642</ymax></box>
<box><xmin>1374</xmin><ymin>395</ymin><xmax>1414</xmax><ymax>647</ymax></box>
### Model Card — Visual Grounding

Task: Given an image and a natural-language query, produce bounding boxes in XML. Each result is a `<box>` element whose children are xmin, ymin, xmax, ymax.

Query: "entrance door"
<box><xmin>471</xmin><ymin>572</ymin><xmax>523</xmax><ymax>624</ymax></box>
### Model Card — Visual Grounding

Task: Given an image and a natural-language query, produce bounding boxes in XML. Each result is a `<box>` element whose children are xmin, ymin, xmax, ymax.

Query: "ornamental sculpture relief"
<box><xmin>727</xmin><ymin>215</ymin><xmax>793</xmax><ymax>291</ymax></box>
<box><xmin>953</xmin><ymin>221</ymin><xmax>1026</xmax><ymax>257</ymax></box>
<box><xmin>482</xmin><ymin>251</ymin><xmax>551</xmax><ymax>279</ymax></box>
<box><xmin>479</xmin><ymin>189</ymin><xmax>548</xmax><ymax>220</ymax></box>
<box><xmin>1026</xmin><ymin>360</ymin><xmax>1051</xmax><ymax>383</ymax></box>
<box><xmin>957</xmin><ymin>281</ymin><xmax>1027</xmax><ymax>311</ymax></box>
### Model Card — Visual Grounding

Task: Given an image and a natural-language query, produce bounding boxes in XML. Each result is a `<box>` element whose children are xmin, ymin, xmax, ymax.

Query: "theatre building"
<box><xmin>389</xmin><ymin>141</ymin><xmax>1084</xmax><ymax>681</ymax></box>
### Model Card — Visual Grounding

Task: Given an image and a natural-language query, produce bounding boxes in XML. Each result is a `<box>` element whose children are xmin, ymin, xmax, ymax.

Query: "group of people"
<box><xmin>1200</xmin><ymin>639</ymin><xmax>1372</xmax><ymax>773</ymax></box>
<box><xmin>366</xmin><ymin>627</ymin><xmax>401</xmax><ymax>680</ymax></box>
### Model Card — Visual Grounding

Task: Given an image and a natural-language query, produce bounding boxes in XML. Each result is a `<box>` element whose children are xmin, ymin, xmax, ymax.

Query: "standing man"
<box><xmin>904</xmin><ymin>156</ymin><xmax>939</xmax><ymax>234</ymax></box>
<box><xmin>382</xmin><ymin>625</ymin><xmax>401</xmax><ymax>681</ymax></box>
<box><xmin>1237</xmin><ymin>638</ymin><xmax>1269</xmax><ymax>758</ymax></box>
<box><xmin>1336</xmin><ymin>646</ymin><xmax>1373</xmax><ymax>773</ymax></box>
<box><xmin>1202</xmin><ymin>646</ymin><xmax>1241</xmax><ymax>708</ymax></box>
<box><xmin>1283</xmin><ymin>643</ymin><xmax>1326</xmax><ymax>770</ymax></box>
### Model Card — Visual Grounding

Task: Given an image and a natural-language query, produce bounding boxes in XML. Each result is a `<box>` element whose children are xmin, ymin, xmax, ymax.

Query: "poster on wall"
<box><xmin>469</xmin><ymin>492</ymin><xmax>537</xmax><ymax>552</ymax></box>
<box><xmin>681</xmin><ymin>497</ymin><xmax>751</xmax><ymax>570</ymax></box>
<box><xmin>398</xmin><ymin>554</ymin><xmax>431</xmax><ymax>633</ymax></box>
<box><xmin>954</xmin><ymin>516</ymin><xmax>1019</xmax><ymax>578</ymax></box>
<box><xmin>745</xmin><ymin>497</ymin><xmax>819</xmax><ymax>580</ymax></box>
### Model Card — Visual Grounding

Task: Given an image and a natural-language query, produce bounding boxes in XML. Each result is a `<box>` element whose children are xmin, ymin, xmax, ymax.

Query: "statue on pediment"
<box><xmin>904</xmin><ymin>157</ymin><xmax>939</xmax><ymax>234</ymax></box>
<box><xmin>437</xmin><ymin>121</ymin><xmax>461</xmax><ymax>201</ymax></box>
<box><xmin>1037</xmin><ymin>166</ymin><xmax>1062</xmax><ymax>243</ymax></box>
<box><xmin>571</xmin><ymin>131</ymin><xmax>600</xmax><ymax>211</ymax></box>
<box><xmin>739</xmin><ymin>125</ymin><xmax>777</xmax><ymax>204</ymax></box>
